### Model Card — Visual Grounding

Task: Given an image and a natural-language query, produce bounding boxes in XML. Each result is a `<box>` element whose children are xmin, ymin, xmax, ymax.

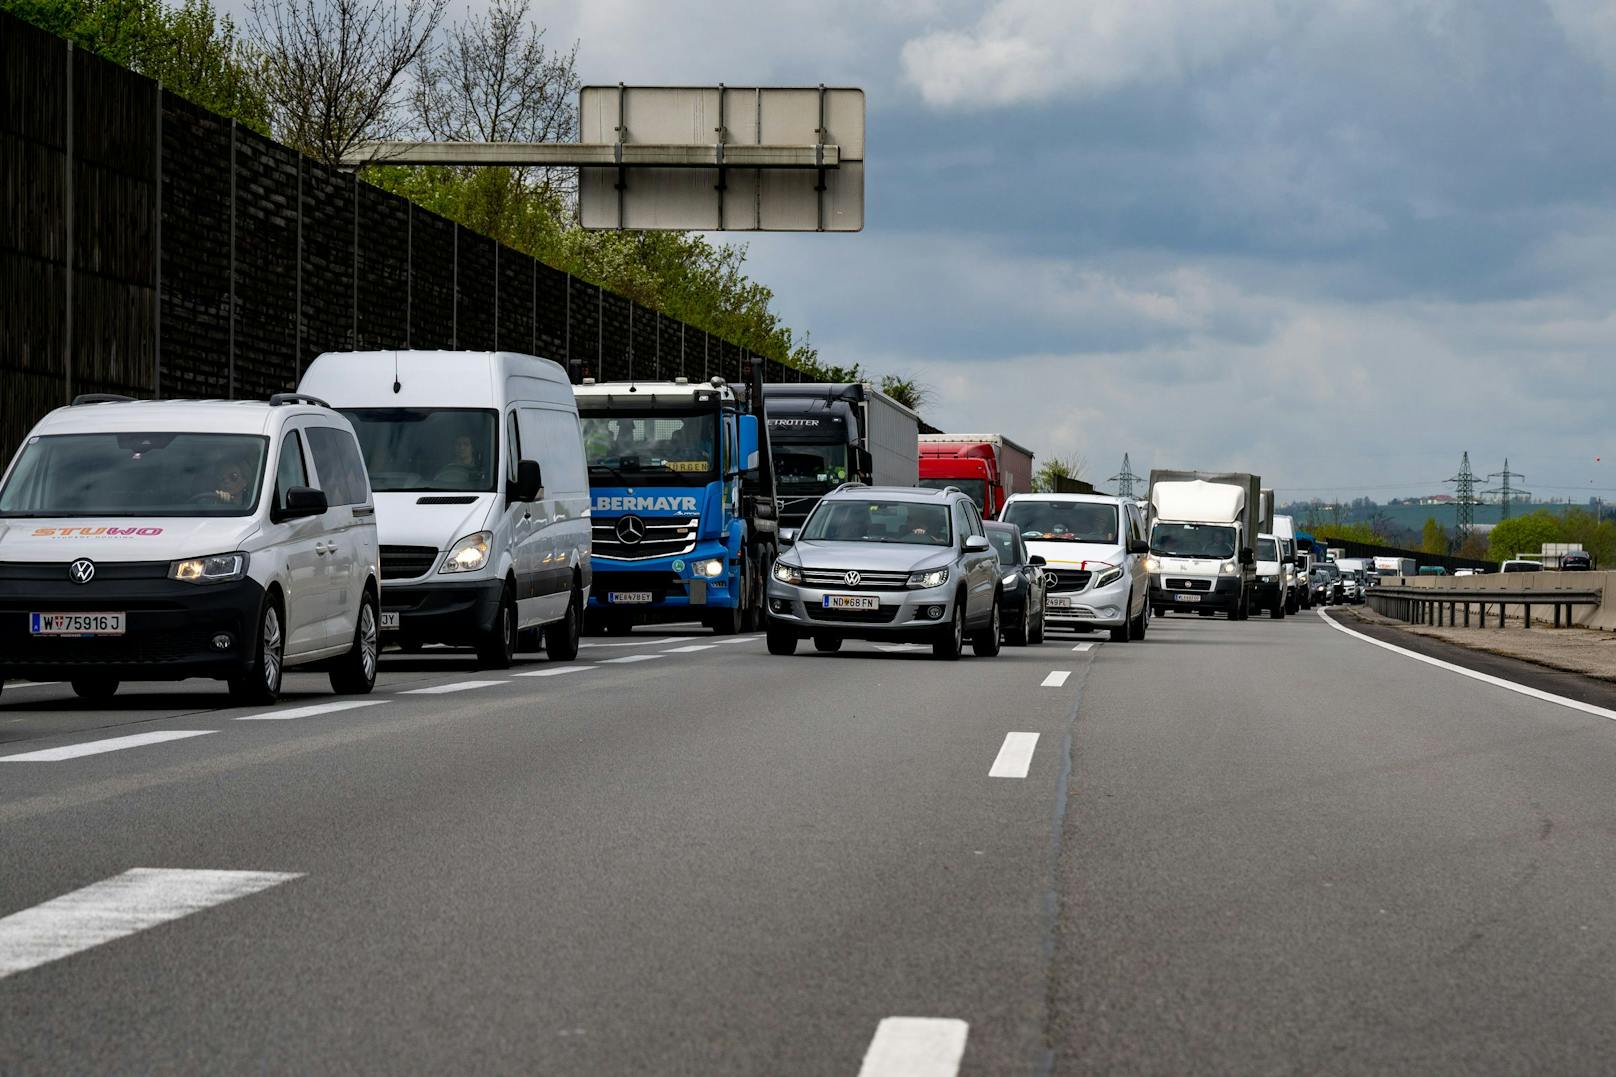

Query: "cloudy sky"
<box><xmin>543</xmin><ymin>0</ymin><xmax>1616</xmax><ymax>500</ymax></box>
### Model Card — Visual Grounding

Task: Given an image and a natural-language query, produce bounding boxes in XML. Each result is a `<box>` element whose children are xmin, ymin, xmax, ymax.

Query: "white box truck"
<box><xmin>1146</xmin><ymin>470</ymin><xmax>1261</xmax><ymax>621</ymax></box>
<box><xmin>1273</xmin><ymin>514</ymin><xmax>1306</xmax><ymax>612</ymax></box>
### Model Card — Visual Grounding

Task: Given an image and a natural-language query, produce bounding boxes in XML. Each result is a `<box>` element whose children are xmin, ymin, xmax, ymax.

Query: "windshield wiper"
<box><xmin>589</xmin><ymin>462</ymin><xmax>630</xmax><ymax>483</ymax></box>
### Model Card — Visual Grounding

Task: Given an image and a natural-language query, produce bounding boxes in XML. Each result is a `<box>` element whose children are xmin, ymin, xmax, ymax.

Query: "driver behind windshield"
<box><xmin>209</xmin><ymin>454</ymin><xmax>254</xmax><ymax>505</ymax></box>
<box><xmin>432</xmin><ymin>433</ymin><xmax>487</xmax><ymax>488</ymax></box>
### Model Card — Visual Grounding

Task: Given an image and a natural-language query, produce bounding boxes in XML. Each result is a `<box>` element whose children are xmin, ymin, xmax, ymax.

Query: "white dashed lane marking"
<box><xmin>0</xmin><ymin>868</ymin><xmax>301</xmax><ymax>979</ymax></box>
<box><xmin>600</xmin><ymin>654</ymin><xmax>665</xmax><ymax>665</ymax></box>
<box><xmin>1070</xmin><ymin>643</ymin><xmax>1095</xmax><ymax>652</ymax></box>
<box><xmin>857</xmin><ymin>1017</ymin><xmax>969</xmax><ymax>1077</ymax></box>
<box><xmin>0</xmin><ymin>730</ymin><xmax>215</xmax><ymax>763</ymax></box>
<box><xmin>663</xmin><ymin>644</ymin><xmax>717</xmax><ymax>653</ymax></box>
<box><xmin>235</xmin><ymin>700</ymin><xmax>387</xmax><ymax>721</ymax></box>
<box><xmin>401</xmin><ymin>681</ymin><xmax>507</xmax><ymax>695</ymax></box>
<box><xmin>513</xmin><ymin>665</ymin><xmax>597</xmax><ymax>678</ymax></box>
<box><xmin>577</xmin><ymin>638</ymin><xmax>680</xmax><ymax>649</ymax></box>
<box><xmin>988</xmin><ymin>732</ymin><xmax>1040</xmax><ymax>778</ymax></box>
<box><xmin>1041</xmin><ymin>671</ymin><xmax>1072</xmax><ymax>688</ymax></box>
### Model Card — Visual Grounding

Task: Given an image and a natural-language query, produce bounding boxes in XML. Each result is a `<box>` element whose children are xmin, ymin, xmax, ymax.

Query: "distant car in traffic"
<box><xmin>984</xmin><ymin>520</ymin><xmax>1048</xmax><ymax>646</ymax></box>
<box><xmin>1310</xmin><ymin>564</ymin><xmax>1341</xmax><ymax>605</ymax></box>
<box><xmin>766</xmin><ymin>484</ymin><xmax>1004</xmax><ymax>660</ymax></box>
<box><xmin>1560</xmin><ymin>553</ymin><xmax>1594</xmax><ymax>571</ymax></box>
<box><xmin>1500</xmin><ymin>559</ymin><xmax>1543</xmax><ymax>573</ymax></box>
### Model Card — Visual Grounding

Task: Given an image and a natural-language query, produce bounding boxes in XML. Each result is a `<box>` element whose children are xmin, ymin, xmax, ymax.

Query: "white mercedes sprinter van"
<box><xmin>0</xmin><ymin>394</ymin><xmax>380</xmax><ymax>704</ymax></box>
<box><xmin>299</xmin><ymin>351</ymin><xmax>590</xmax><ymax>668</ymax></box>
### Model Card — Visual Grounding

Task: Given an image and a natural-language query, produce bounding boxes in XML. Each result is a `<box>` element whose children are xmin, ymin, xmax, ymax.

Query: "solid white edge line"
<box><xmin>512</xmin><ymin>665</ymin><xmax>597</xmax><ymax>678</ymax></box>
<box><xmin>1041</xmin><ymin>670</ymin><xmax>1072</xmax><ymax>688</ymax></box>
<box><xmin>0</xmin><ymin>868</ymin><xmax>301</xmax><ymax>978</ymax></box>
<box><xmin>235</xmin><ymin>700</ymin><xmax>387</xmax><ymax>721</ymax></box>
<box><xmin>857</xmin><ymin>1017</ymin><xmax>969</xmax><ymax>1077</ymax></box>
<box><xmin>400</xmin><ymin>681</ymin><xmax>507</xmax><ymax>695</ymax></box>
<box><xmin>989</xmin><ymin>732</ymin><xmax>1039</xmax><ymax>778</ymax></box>
<box><xmin>0</xmin><ymin>730</ymin><xmax>215</xmax><ymax>763</ymax></box>
<box><xmin>1319</xmin><ymin>610</ymin><xmax>1616</xmax><ymax>723</ymax></box>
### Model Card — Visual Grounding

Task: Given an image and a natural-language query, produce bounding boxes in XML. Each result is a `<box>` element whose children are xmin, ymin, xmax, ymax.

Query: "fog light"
<box><xmin>211</xmin><ymin>633</ymin><xmax>233</xmax><ymax>650</ymax></box>
<box><xmin>769</xmin><ymin>598</ymin><xmax>790</xmax><ymax>613</ymax></box>
<box><xmin>1099</xmin><ymin>607</ymin><xmax>1120</xmax><ymax>619</ymax></box>
<box><xmin>926</xmin><ymin>605</ymin><xmax>945</xmax><ymax>620</ymax></box>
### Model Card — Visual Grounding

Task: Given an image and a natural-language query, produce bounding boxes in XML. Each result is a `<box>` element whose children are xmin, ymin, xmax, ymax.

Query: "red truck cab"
<box><xmin>917</xmin><ymin>435</ymin><xmax>1035</xmax><ymax>518</ymax></box>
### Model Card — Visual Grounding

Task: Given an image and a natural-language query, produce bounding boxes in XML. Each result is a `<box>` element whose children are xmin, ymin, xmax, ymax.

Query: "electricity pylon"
<box><xmin>1483</xmin><ymin>459</ymin><xmax>1531</xmax><ymax>521</ymax></box>
<box><xmin>1109</xmin><ymin>453</ymin><xmax>1140</xmax><ymax>499</ymax></box>
<box><xmin>1444</xmin><ymin>451</ymin><xmax>1480</xmax><ymax>545</ymax></box>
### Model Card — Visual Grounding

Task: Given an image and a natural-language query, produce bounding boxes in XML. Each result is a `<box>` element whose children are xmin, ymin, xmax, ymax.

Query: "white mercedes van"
<box><xmin>299</xmin><ymin>351</ymin><xmax>591</xmax><ymax>668</ymax></box>
<box><xmin>0</xmin><ymin>394</ymin><xmax>380</xmax><ymax>704</ymax></box>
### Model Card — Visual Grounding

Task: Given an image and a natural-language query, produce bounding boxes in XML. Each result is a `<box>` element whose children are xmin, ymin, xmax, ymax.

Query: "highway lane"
<box><xmin>0</xmin><ymin>626</ymin><xmax>1085</xmax><ymax>1074</ymax></box>
<box><xmin>7</xmin><ymin>611</ymin><xmax>1616</xmax><ymax>1073</ymax></box>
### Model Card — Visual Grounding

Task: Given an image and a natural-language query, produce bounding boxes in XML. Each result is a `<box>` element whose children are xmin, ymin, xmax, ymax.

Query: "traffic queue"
<box><xmin>0</xmin><ymin>352</ymin><xmax>1329</xmax><ymax>705</ymax></box>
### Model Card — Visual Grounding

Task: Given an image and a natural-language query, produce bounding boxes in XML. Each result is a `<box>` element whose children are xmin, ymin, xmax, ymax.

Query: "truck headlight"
<box><xmin>169</xmin><ymin>552</ymin><xmax>247</xmax><ymax>584</ymax></box>
<box><xmin>908</xmin><ymin>567</ymin><xmax>950</xmax><ymax>589</ymax></box>
<box><xmin>1094</xmin><ymin>566</ymin><xmax>1123</xmax><ymax>588</ymax></box>
<box><xmin>1220</xmin><ymin>561</ymin><xmax>1238</xmax><ymax>575</ymax></box>
<box><xmin>773</xmin><ymin>561</ymin><xmax>803</xmax><ymax>584</ymax></box>
<box><xmin>1259</xmin><ymin>574</ymin><xmax>1278</xmax><ymax>583</ymax></box>
<box><xmin>440</xmin><ymin>531</ymin><xmax>492</xmax><ymax>573</ymax></box>
<box><xmin>690</xmin><ymin>557</ymin><xmax>725</xmax><ymax>578</ymax></box>
<box><xmin>1145</xmin><ymin>556</ymin><xmax>1161</xmax><ymax>573</ymax></box>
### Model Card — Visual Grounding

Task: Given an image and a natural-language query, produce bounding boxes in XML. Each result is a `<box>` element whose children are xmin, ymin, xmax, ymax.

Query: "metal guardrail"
<box><xmin>1366</xmin><ymin>585</ymin><xmax>1602</xmax><ymax>629</ymax></box>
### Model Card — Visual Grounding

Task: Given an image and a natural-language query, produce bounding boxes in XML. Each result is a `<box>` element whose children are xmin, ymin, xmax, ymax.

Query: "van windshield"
<box><xmin>0</xmin><ymin>432</ymin><xmax>268</xmax><ymax>517</ymax></box>
<box><xmin>1257</xmin><ymin>538</ymin><xmax>1278</xmax><ymax>562</ymax></box>
<box><xmin>341</xmin><ymin>409</ymin><xmax>498</xmax><ymax>493</ymax></box>
<box><xmin>1002</xmin><ymin>500</ymin><xmax>1118</xmax><ymax>543</ymax></box>
<box><xmin>1150</xmin><ymin>522</ymin><xmax>1236</xmax><ymax>559</ymax></box>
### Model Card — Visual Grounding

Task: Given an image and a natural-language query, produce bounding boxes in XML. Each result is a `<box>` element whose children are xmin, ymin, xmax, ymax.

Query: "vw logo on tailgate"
<box><xmin>614</xmin><ymin>515</ymin><xmax>647</xmax><ymax>545</ymax></box>
<box><xmin>68</xmin><ymin>558</ymin><xmax>96</xmax><ymax>584</ymax></box>
<box><xmin>843</xmin><ymin>570</ymin><xmax>861</xmax><ymax>587</ymax></box>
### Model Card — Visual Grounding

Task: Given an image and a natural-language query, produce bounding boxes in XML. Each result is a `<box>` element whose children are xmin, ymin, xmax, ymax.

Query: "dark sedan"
<box><xmin>985</xmin><ymin>521</ymin><xmax>1048</xmax><ymax>645</ymax></box>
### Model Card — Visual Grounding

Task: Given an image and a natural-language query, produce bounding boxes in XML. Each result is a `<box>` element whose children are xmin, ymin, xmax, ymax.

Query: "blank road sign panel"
<box><xmin>578</xmin><ymin>85</ymin><xmax>864</xmax><ymax>232</ymax></box>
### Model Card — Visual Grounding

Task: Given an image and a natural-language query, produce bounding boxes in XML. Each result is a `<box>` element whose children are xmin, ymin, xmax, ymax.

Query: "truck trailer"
<box><xmin>1146</xmin><ymin>470</ymin><xmax>1262</xmax><ymax>620</ymax></box>
<box><xmin>916</xmin><ymin>434</ymin><xmax>1035</xmax><ymax>518</ymax></box>
<box><xmin>764</xmin><ymin>383</ymin><xmax>920</xmax><ymax>530</ymax></box>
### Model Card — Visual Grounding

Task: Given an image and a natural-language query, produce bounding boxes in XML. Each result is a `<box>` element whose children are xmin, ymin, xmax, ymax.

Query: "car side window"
<box><xmin>274</xmin><ymin>429</ymin><xmax>307</xmax><ymax>513</ymax></box>
<box><xmin>963</xmin><ymin>500</ymin><xmax>985</xmax><ymax>537</ymax></box>
<box><xmin>305</xmin><ymin>426</ymin><xmax>369</xmax><ymax>507</ymax></box>
<box><xmin>952</xmin><ymin>500</ymin><xmax>971</xmax><ymax>545</ymax></box>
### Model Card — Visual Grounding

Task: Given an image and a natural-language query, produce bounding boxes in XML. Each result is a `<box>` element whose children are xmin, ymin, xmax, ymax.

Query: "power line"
<box><xmin>1108</xmin><ymin>453</ymin><xmax>1140</xmax><ymax>499</ymax></box>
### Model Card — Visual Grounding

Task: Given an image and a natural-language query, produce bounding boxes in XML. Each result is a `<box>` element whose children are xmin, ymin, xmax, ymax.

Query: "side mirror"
<box><xmin>855</xmin><ymin>447</ymin><xmax>874</xmax><ymax>481</ymax></box>
<box><xmin>512</xmin><ymin>459</ymin><xmax>543</xmax><ymax>502</ymax></box>
<box><xmin>737</xmin><ymin>414</ymin><xmax>760</xmax><ymax>474</ymax></box>
<box><xmin>1238</xmin><ymin>547</ymin><xmax>1255</xmax><ymax>566</ymax></box>
<box><xmin>964</xmin><ymin>534</ymin><xmax>991</xmax><ymax>552</ymax></box>
<box><xmin>779</xmin><ymin>528</ymin><xmax>798</xmax><ymax>547</ymax></box>
<box><xmin>1028</xmin><ymin>554</ymin><xmax>1047</xmax><ymax>567</ymax></box>
<box><xmin>280</xmin><ymin>486</ymin><xmax>328</xmax><ymax>519</ymax></box>
<box><xmin>1128</xmin><ymin>539</ymin><xmax>1149</xmax><ymax>555</ymax></box>
<box><xmin>1282</xmin><ymin>554</ymin><xmax>1296</xmax><ymax>565</ymax></box>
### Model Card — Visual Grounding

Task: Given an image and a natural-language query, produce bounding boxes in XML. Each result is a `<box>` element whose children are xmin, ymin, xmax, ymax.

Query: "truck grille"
<box><xmin>1047</xmin><ymin>570</ymin><xmax>1092</xmax><ymax>593</ymax></box>
<box><xmin>807</xmin><ymin>605</ymin><xmax>900</xmax><ymax>624</ymax></box>
<box><xmin>591</xmin><ymin>516</ymin><xmax>698</xmax><ymax>560</ymax></box>
<box><xmin>1164</xmin><ymin>578</ymin><xmax>1212</xmax><ymax>591</ymax></box>
<box><xmin>381</xmin><ymin>546</ymin><xmax>438</xmax><ymax>581</ymax></box>
<box><xmin>800</xmin><ymin>568</ymin><xmax>911</xmax><ymax>590</ymax></box>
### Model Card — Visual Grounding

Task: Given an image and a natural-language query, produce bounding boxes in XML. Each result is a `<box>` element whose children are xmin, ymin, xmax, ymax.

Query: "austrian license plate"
<box><xmin>380</xmin><ymin>611</ymin><xmax>400</xmax><ymax>631</ymax></box>
<box><xmin>1048</xmin><ymin>595</ymin><xmax>1077</xmax><ymax>610</ymax></box>
<box><xmin>822</xmin><ymin>594</ymin><xmax>878</xmax><ymax>611</ymax></box>
<box><xmin>1173</xmin><ymin>594</ymin><xmax>1202</xmax><ymax>603</ymax></box>
<box><xmin>609</xmin><ymin>592</ymin><xmax>653</xmax><ymax>604</ymax></box>
<box><xmin>30</xmin><ymin>612</ymin><xmax>126</xmax><ymax>636</ymax></box>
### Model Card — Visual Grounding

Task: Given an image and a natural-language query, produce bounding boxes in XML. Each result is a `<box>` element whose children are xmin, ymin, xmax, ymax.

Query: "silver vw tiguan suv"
<box><xmin>765</xmin><ymin>484</ymin><xmax>1003</xmax><ymax>659</ymax></box>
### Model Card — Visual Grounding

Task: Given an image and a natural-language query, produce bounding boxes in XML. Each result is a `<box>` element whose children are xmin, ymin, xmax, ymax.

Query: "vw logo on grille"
<box><xmin>843</xmin><ymin>570</ymin><xmax>861</xmax><ymax>587</ymax></box>
<box><xmin>615</xmin><ymin>515</ymin><xmax>647</xmax><ymax>545</ymax></box>
<box><xmin>68</xmin><ymin>558</ymin><xmax>96</xmax><ymax>584</ymax></box>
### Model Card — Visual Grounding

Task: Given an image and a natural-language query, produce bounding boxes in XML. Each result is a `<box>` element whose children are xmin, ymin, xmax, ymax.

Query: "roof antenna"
<box><xmin>392</xmin><ymin>352</ymin><xmax>402</xmax><ymax>395</ymax></box>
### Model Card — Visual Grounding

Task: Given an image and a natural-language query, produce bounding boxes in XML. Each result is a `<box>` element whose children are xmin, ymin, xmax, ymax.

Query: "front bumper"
<box><xmin>765</xmin><ymin>579</ymin><xmax>956</xmax><ymax>641</ymax></box>
<box><xmin>383</xmin><ymin>579</ymin><xmax>505</xmax><ymax>643</ymax></box>
<box><xmin>589</xmin><ymin>545</ymin><xmax>738</xmax><ymax>624</ymax></box>
<box><xmin>1044</xmin><ymin>573</ymin><xmax>1130</xmax><ymax>628</ymax></box>
<box><xmin>0</xmin><ymin>569</ymin><xmax>265</xmax><ymax>681</ymax></box>
<box><xmin>1150</xmin><ymin>574</ymin><xmax>1243</xmax><ymax>611</ymax></box>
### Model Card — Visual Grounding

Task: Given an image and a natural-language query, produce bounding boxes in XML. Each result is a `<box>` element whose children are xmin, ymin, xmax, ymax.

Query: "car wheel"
<box><xmin>1110</xmin><ymin>591</ymin><xmax>1132</xmax><ymax>642</ymax></box>
<box><xmin>71</xmin><ymin>677</ymin><xmax>119</xmax><ymax>702</ymax></box>
<box><xmin>1005</xmin><ymin>600</ymin><xmax>1030</xmax><ymax>646</ymax></box>
<box><xmin>812</xmin><ymin>634</ymin><xmax>843</xmax><ymax>653</ymax></box>
<box><xmin>544</xmin><ymin>583</ymin><xmax>583</xmax><ymax>662</ymax></box>
<box><xmin>933</xmin><ymin>600</ymin><xmax>965</xmax><ymax>660</ymax></box>
<box><xmin>1270</xmin><ymin>596</ymin><xmax>1286</xmax><ymax>619</ymax></box>
<box><xmin>766</xmin><ymin>622</ymin><xmax>798</xmax><ymax>656</ymax></box>
<box><xmin>476</xmin><ymin>585</ymin><xmax>517</xmax><ymax>669</ymax></box>
<box><xmin>972</xmin><ymin>598</ymin><xmax>1002</xmax><ymax>657</ymax></box>
<box><xmin>230</xmin><ymin>596</ymin><xmax>284</xmax><ymax>705</ymax></box>
<box><xmin>329</xmin><ymin>591</ymin><xmax>379</xmax><ymax>694</ymax></box>
<box><xmin>1029</xmin><ymin>601</ymin><xmax>1046</xmax><ymax>645</ymax></box>
<box><xmin>1131</xmin><ymin>599</ymin><xmax>1148</xmax><ymax>640</ymax></box>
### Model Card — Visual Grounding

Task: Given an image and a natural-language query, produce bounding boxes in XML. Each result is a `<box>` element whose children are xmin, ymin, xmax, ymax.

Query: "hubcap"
<box><xmin>262</xmin><ymin>607</ymin><xmax>283</xmax><ymax>688</ymax></box>
<box><xmin>359</xmin><ymin>603</ymin><xmax>377</xmax><ymax>680</ymax></box>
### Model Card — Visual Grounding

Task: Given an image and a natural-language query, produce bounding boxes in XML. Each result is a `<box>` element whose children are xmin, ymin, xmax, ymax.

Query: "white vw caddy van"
<box><xmin>299</xmin><ymin>351</ymin><xmax>591</xmax><ymax>669</ymax></box>
<box><xmin>0</xmin><ymin>394</ymin><xmax>381</xmax><ymax>704</ymax></box>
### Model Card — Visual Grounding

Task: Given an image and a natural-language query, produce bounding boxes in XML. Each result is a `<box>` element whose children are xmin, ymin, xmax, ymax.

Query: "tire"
<box><xmin>230</xmin><ymin>596</ymin><xmax>284</xmax><ymax>705</ymax></box>
<box><xmin>1005</xmin><ymin>600</ymin><xmax>1030</xmax><ymax>646</ymax></box>
<box><xmin>329</xmin><ymin>591</ymin><xmax>379</xmax><ymax>695</ymax></box>
<box><xmin>972</xmin><ymin>598</ymin><xmax>1003</xmax><ymax>657</ymax></box>
<box><xmin>741</xmin><ymin>553</ymin><xmax>764</xmax><ymax>633</ymax></box>
<box><xmin>933</xmin><ymin>600</ymin><xmax>965</xmax><ymax>660</ymax></box>
<box><xmin>1131</xmin><ymin>599</ymin><xmax>1148</xmax><ymax>640</ymax></box>
<box><xmin>710</xmin><ymin>603</ymin><xmax>742</xmax><ymax>635</ymax></box>
<box><xmin>766</xmin><ymin>622</ymin><xmax>798</xmax><ymax>656</ymax></box>
<box><xmin>1270</xmin><ymin>597</ymin><xmax>1285</xmax><ymax>620</ymax></box>
<box><xmin>544</xmin><ymin>583</ymin><xmax>582</xmax><ymax>661</ymax></box>
<box><xmin>476</xmin><ymin>585</ymin><xmax>518</xmax><ymax>669</ymax></box>
<box><xmin>1029</xmin><ymin>602</ymin><xmax>1046</xmax><ymax>645</ymax></box>
<box><xmin>71</xmin><ymin>678</ymin><xmax>119</xmax><ymax>702</ymax></box>
<box><xmin>1229</xmin><ymin>587</ymin><xmax>1247</xmax><ymax>621</ymax></box>
<box><xmin>812</xmin><ymin>634</ymin><xmax>843</xmax><ymax>653</ymax></box>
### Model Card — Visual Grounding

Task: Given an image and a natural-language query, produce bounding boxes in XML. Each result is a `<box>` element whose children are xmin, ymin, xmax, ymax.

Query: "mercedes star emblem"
<box><xmin>69</xmin><ymin>558</ymin><xmax>96</xmax><ymax>584</ymax></box>
<box><xmin>615</xmin><ymin>515</ymin><xmax>647</xmax><ymax>545</ymax></box>
<box><xmin>844</xmin><ymin>570</ymin><xmax>861</xmax><ymax>587</ymax></box>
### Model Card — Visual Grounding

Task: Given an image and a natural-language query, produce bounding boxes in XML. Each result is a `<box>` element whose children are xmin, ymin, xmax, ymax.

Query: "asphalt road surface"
<box><xmin>5</xmin><ymin>610</ymin><xmax>1616</xmax><ymax>1074</ymax></box>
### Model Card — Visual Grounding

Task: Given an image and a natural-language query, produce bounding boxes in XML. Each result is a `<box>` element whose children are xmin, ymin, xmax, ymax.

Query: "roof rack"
<box><xmin>71</xmin><ymin>393</ymin><xmax>135</xmax><ymax>406</ymax></box>
<box><xmin>268</xmin><ymin>392</ymin><xmax>330</xmax><ymax>408</ymax></box>
<box><xmin>829</xmin><ymin>481</ymin><xmax>868</xmax><ymax>494</ymax></box>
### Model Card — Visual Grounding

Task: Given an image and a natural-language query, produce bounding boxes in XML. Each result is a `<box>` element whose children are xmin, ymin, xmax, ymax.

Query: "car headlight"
<box><xmin>773</xmin><ymin>560</ymin><xmax>803</xmax><ymax>584</ymax></box>
<box><xmin>907</xmin><ymin>567</ymin><xmax>950</xmax><ymax>589</ymax></box>
<box><xmin>169</xmin><ymin>552</ymin><xmax>247</xmax><ymax>584</ymax></box>
<box><xmin>1094</xmin><ymin>566</ymin><xmax>1124</xmax><ymax>588</ymax></box>
<box><xmin>1220</xmin><ymin>561</ymin><xmax>1238</xmax><ymax>575</ymax></box>
<box><xmin>440</xmin><ymin>531</ymin><xmax>492</xmax><ymax>573</ymax></box>
<box><xmin>1145</xmin><ymin>556</ymin><xmax>1161</xmax><ymax>573</ymax></box>
<box><xmin>1260</xmin><ymin>574</ymin><xmax>1278</xmax><ymax>583</ymax></box>
<box><xmin>1001</xmin><ymin>572</ymin><xmax>1021</xmax><ymax>587</ymax></box>
<box><xmin>690</xmin><ymin>557</ymin><xmax>726</xmax><ymax>578</ymax></box>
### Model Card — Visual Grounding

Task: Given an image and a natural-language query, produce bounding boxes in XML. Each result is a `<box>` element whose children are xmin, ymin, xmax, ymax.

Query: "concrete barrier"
<box><xmin>1373</xmin><ymin>570</ymin><xmax>1615</xmax><ymax>630</ymax></box>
